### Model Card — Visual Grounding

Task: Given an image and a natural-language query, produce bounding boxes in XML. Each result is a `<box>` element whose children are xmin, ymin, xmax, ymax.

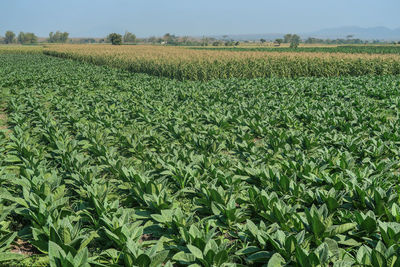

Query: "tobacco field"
<box><xmin>0</xmin><ymin>52</ymin><xmax>400</xmax><ymax>266</ymax></box>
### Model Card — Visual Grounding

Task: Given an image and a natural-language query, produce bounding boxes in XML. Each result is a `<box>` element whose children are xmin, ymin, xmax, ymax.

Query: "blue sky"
<box><xmin>1</xmin><ymin>0</ymin><xmax>399</xmax><ymax>37</ymax></box>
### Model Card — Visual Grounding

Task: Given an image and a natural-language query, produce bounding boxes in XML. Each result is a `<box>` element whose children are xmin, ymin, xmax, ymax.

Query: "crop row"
<box><xmin>43</xmin><ymin>45</ymin><xmax>400</xmax><ymax>81</ymax></box>
<box><xmin>1</xmin><ymin>54</ymin><xmax>400</xmax><ymax>266</ymax></box>
<box><xmin>0</xmin><ymin>45</ymin><xmax>43</xmax><ymax>54</ymax></box>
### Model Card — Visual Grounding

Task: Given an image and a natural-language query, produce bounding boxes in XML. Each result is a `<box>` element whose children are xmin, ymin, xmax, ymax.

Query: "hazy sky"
<box><xmin>1</xmin><ymin>0</ymin><xmax>399</xmax><ymax>37</ymax></box>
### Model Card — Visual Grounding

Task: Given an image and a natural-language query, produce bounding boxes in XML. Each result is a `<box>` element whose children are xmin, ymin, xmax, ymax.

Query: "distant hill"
<box><xmin>211</xmin><ymin>26</ymin><xmax>400</xmax><ymax>41</ymax></box>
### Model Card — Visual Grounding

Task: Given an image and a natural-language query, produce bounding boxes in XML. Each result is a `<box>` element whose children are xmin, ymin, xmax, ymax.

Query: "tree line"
<box><xmin>2</xmin><ymin>31</ymin><xmax>38</xmax><ymax>44</ymax></box>
<box><xmin>2</xmin><ymin>30</ymin><xmax>399</xmax><ymax>46</ymax></box>
<box><xmin>261</xmin><ymin>34</ymin><xmax>400</xmax><ymax>47</ymax></box>
<box><xmin>0</xmin><ymin>30</ymin><xmax>69</xmax><ymax>44</ymax></box>
<box><xmin>48</xmin><ymin>31</ymin><xmax>69</xmax><ymax>43</ymax></box>
<box><xmin>106</xmin><ymin>32</ymin><xmax>240</xmax><ymax>46</ymax></box>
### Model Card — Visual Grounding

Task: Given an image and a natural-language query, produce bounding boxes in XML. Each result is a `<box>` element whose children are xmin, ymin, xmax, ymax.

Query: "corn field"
<box><xmin>191</xmin><ymin>45</ymin><xmax>400</xmax><ymax>55</ymax></box>
<box><xmin>43</xmin><ymin>45</ymin><xmax>400</xmax><ymax>81</ymax></box>
<box><xmin>0</xmin><ymin>45</ymin><xmax>43</xmax><ymax>54</ymax></box>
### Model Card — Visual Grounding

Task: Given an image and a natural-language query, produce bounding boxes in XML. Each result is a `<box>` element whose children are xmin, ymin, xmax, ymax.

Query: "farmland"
<box><xmin>44</xmin><ymin>45</ymin><xmax>400</xmax><ymax>81</ymax></box>
<box><xmin>0</xmin><ymin>45</ymin><xmax>43</xmax><ymax>54</ymax></box>
<box><xmin>191</xmin><ymin>45</ymin><xmax>400</xmax><ymax>55</ymax></box>
<box><xmin>0</xmin><ymin>49</ymin><xmax>400</xmax><ymax>266</ymax></box>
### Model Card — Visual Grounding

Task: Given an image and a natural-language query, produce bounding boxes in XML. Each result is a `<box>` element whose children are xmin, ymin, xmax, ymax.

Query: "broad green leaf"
<box><xmin>78</xmin><ymin>231</ymin><xmax>99</xmax><ymax>252</ymax></box>
<box><xmin>137</xmin><ymin>254</ymin><xmax>151</xmax><ymax>267</ymax></box>
<box><xmin>247</xmin><ymin>251</ymin><xmax>273</xmax><ymax>263</ymax></box>
<box><xmin>150</xmin><ymin>250</ymin><xmax>169</xmax><ymax>267</ymax></box>
<box><xmin>235</xmin><ymin>246</ymin><xmax>260</xmax><ymax>256</ymax></box>
<box><xmin>371</xmin><ymin>250</ymin><xmax>387</xmax><ymax>267</ymax></box>
<box><xmin>0</xmin><ymin>252</ymin><xmax>26</xmax><ymax>262</ymax></box>
<box><xmin>214</xmin><ymin>250</ymin><xmax>228</xmax><ymax>266</ymax></box>
<box><xmin>172</xmin><ymin>251</ymin><xmax>196</xmax><ymax>263</ymax></box>
<box><xmin>74</xmin><ymin>247</ymin><xmax>88</xmax><ymax>266</ymax></box>
<box><xmin>267</xmin><ymin>253</ymin><xmax>285</xmax><ymax>267</ymax></box>
<box><xmin>246</xmin><ymin>219</ymin><xmax>258</xmax><ymax>237</ymax></box>
<box><xmin>328</xmin><ymin>223</ymin><xmax>357</xmax><ymax>236</ymax></box>
<box><xmin>187</xmin><ymin>245</ymin><xmax>203</xmax><ymax>260</ymax></box>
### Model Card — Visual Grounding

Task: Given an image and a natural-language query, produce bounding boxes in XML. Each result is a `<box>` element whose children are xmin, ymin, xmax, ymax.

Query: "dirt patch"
<box><xmin>139</xmin><ymin>234</ymin><xmax>157</xmax><ymax>243</ymax></box>
<box><xmin>10</xmin><ymin>239</ymin><xmax>40</xmax><ymax>256</ymax></box>
<box><xmin>0</xmin><ymin>113</ymin><xmax>8</xmax><ymax>131</ymax></box>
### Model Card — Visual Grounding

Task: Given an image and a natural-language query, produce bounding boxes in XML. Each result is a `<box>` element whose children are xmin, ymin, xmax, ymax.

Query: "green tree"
<box><xmin>49</xmin><ymin>31</ymin><xmax>69</xmax><ymax>43</ymax></box>
<box><xmin>163</xmin><ymin>33</ymin><xmax>178</xmax><ymax>45</ymax></box>
<box><xmin>61</xmin><ymin>32</ymin><xmax>69</xmax><ymax>43</ymax></box>
<box><xmin>49</xmin><ymin>32</ymin><xmax>54</xmax><ymax>42</ymax></box>
<box><xmin>260</xmin><ymin>38</ymin><xmax>266</xmax><ymax>44</ymax></box>
<box><xmin>283</xmin><ymin>34</ymin><xmax>293</xmax><ymax>43</ymax></box>
<box><xmin>17</xmin><ymin>32</ymin><xmax>37</xmax><ymax>44</ymax></box>
<box><xmin>305</xmin><ymin>37</ymin><xmax>323</xmax><ymax>44</ymax></box>
<box><xmin>107</xmin><ymin>33</ymin><xmax>122</xmax><ymax>45</ymax></box>
<box><xmin>289</xmin><ymin>34</ymin><xmax>301</xmax><ymax>48</ymax></box>
<box><xmin>275</xmin><ymin>38</ymin><xmax>283</xmax><ymax>46</ymax></box>
<box><xmin>4</xmin><ymin>31</ymin><xmax>16</xmax><ymax>44</ymax></box>
<box><xmin>224</xmin><ymin>40</ymin><xmax>235</xmax><ymax>46</ymax></box>
<box><xmin>17</xmin><ymin>32</ymin><xmax>25</xmax><ymax>44</ymax></box>
<box><xmin>212</xmin><ymin>41</ymin><xmax>222</xmax><ymax>46</ymax></box>
<box><xmin>123</xmin><ymin>32</ymin><xmax>136</xmax><ymax>43</ymax></box>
